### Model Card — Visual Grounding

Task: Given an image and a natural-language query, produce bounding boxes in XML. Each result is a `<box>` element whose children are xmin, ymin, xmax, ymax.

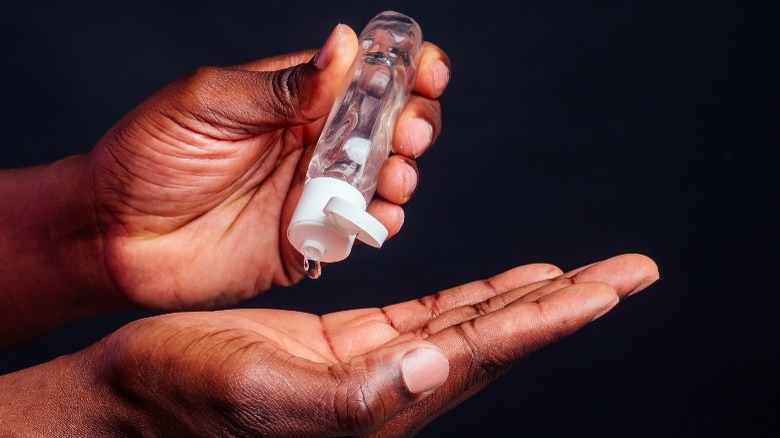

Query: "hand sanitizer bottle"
<box><xmin>287</xmin><ymin>11</ymin><xmax>423</xmax><ymax>279</ymax></box>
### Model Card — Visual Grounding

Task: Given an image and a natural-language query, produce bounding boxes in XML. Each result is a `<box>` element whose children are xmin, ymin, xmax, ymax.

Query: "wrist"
<box><xmin>39</xmin><ymin>155</ymin><xmax>122</xmax><ymax>305</ymax></box>
<box><xmin>0</xmin><ymin>155</ymin><xmax>127</xmax><ymax>349</ymax></box>
<box><xmin>0</xmin><ymin>343</ymin><xmax>127</xmax><ymax>436</ymax></box>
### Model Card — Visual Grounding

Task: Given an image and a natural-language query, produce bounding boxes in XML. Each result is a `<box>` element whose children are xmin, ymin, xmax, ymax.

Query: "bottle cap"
<box><xmin>287</xmin><ymin>177</ymin><xmax>388</xmax><ymax>263</ymax></box>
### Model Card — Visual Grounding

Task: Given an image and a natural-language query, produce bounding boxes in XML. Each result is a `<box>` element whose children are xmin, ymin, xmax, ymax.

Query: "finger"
<box><xmin>393</xmin><ymin>95</ymin><xmax>441</xmax><ymax>158</ymax></box>
<box><xmin>423</xmin><ymin>276</ymin><xmax>573</xmax><ymax>336</ymax></box>
<box><xmin>423</xmin><ymin>253</ymin><xmax>660</xmax><ymax>335</ymax></box>
<box><xmin>382</xmin><ymin>263</ymin><xmax>564</xmax><ymax>332</ymax></box>
<box><xmin>159</xmin><ymin>24</ymin><xmax>359</xmax><ymax>138</ymax></box>
<box><xmin>365</xmin><ymin>198</ymin><xmax>405</xmax><ymax>240</ymax></box>
<box><xmin>228</xmin><ymin>49</ymin><xmax>318</xmax><ymax>72</ymax></box>
<box><xmin>375</xmin><ymin>155</ymin><xmax>418</xmax><ymax>205</ymax></box>
<box><xmin>248</xmin><ymin>340</ymin><xmax>449</xmax><ymax>436</ymax></box>
<box><xmin>507</xmin><ymin>253</ymin><xmax>660</xmax><ymax>306</ymax></box>
<box><xmin>562</xmin><ymin>253</ymin><xmax>660</xmax><ymax>298</ymax></box>
<box><xmin>369</xmin><ymin>282</ymin><xmax>619</xmax><ymax>437</ymax></box>
<box><xmin>413</xmin><ymin>42</ymin><xmax>451</xmax><ymax>99</ymax></box>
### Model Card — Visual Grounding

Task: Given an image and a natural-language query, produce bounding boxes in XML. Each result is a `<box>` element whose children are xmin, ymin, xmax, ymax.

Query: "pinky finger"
<box><xmin>366</xmin><ymin>199</ymin><xmax>405</xmax><ymax>242</ymax></box>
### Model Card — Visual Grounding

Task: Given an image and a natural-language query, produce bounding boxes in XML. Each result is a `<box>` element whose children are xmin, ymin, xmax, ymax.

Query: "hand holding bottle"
<box><xmin>0</xmin><ymin>21</ymin><xmax>450</xmax><ymax>347</ymax></box>
<box><xmin>88</xmin><ymin>24</ymin><xmax>449</xmax><ymax>309</ymax></box>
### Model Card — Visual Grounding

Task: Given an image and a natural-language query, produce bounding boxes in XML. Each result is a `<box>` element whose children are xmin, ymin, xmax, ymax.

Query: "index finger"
<box><xmin>228</xmin><ymin>49</ymin><xmax>319</xmax><ymax>72</ymax></box>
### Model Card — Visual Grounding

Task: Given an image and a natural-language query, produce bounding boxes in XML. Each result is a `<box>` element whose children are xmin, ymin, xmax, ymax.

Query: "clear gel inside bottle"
<box><xmin>287</xmin><ymin>11</ymin><xmax>423</xmax><ymax>276</ymax></box>
<box><xmin>307</xmin><ymin>11</ymin><xmax>423</xmax><ymax>202</ymax></box>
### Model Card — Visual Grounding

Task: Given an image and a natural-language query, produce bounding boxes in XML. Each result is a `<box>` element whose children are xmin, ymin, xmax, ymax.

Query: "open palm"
<box><xmin>100</xmin><ymin>254</ymin><xmax>658</xmax><ymax>437</ymax></box>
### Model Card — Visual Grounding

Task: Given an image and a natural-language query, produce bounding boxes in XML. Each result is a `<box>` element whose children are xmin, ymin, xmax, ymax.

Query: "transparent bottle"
<box><xmin>287</xmin><ymin>11</ymin><xmax>423</xmax><ymax>278</ymax></box>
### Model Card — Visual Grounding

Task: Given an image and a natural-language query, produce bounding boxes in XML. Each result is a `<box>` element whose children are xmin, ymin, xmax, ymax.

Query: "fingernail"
<box><xmin>432</xmin><ymin>60</ymin><xmax>450</xmax><ymax>97</ymax></box>
<box><xmin>401</xmin><ymin>348</ymin><xmax>449</xmax><ymax>394</ymax></box>
<box><xmin>627</xmin><ymin>274</ymin><xmax>660</xmax><ymax>297</ymax></box>
<box><xmin>314</xmin><ymin>24</ymin><xmax>343</xmax><ymax>70</ymax></box>
<box><xmin>406</xmin><ymin>118</ymin><xmax>433</xmax><ymax>158</ymax></box>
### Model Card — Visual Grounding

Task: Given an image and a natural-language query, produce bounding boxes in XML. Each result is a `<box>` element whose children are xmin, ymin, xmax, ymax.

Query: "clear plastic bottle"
<box><xmin>287</xmin><ymin>11</ymin><xmax>423</xmax><ymax>278</ymax></box>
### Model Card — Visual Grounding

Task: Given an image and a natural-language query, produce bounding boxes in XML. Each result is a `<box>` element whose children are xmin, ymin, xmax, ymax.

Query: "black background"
<box><xmin>1</xmin><ymin>0</ymin><xmax>778</xmax><ymax>436</ymax></box>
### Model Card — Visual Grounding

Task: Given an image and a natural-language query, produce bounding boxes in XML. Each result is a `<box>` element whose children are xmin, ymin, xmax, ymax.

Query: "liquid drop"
<box><xmin>304</xmin><ymin>258</ymin><xmax>322</xmax><ymax>280</ymax></box>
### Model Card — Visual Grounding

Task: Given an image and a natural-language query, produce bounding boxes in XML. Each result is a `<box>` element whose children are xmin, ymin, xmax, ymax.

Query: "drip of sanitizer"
<box><xmin>287</xmin><ymin>11</ymin><xmax>423</xmax><ymax>279</ymax></box>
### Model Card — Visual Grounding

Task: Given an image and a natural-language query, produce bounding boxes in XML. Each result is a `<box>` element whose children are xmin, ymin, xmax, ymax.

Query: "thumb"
<box><xmin>157</xmin><ymin>24</ymin><xmax>358</xmax><ymax>136</ymax></box>
<box><xmin>305</xmin><ymin>341</ymin><xmax>449</xmax><ymax>436</ymax></box>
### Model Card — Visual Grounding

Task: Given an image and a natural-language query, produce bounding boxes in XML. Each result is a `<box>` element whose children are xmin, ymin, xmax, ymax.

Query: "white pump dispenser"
<box><xmin>287</xmin><ymin>11</ymin><xmax>423</xmax><ymax>278</ymax></box>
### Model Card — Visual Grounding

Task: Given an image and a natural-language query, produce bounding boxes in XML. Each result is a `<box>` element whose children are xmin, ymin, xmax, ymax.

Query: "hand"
<box><xmin>0</xmin><ymin>254</ymin><xmax>657</xmax><ymax>436</ymax></box>
<box><xmin>87</xmin><ymin>24</ymin><xmax>450</xmax><ymax>310</ymax></box>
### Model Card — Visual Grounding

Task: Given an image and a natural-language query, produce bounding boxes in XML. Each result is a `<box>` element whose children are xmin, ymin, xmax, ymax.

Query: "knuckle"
<box><xmin>167</xmin><ymin>65</ymin><xmax>228</xmax><ymax>122</ymax></box>
<box><xmin>191</xmin><ymin>64</ymin><xmax>220</xmax><ymax>78</ymax></box>
<box><xmin>470</xmin><ymin>300</ymin><xmax>493</xmax><ymax>318</ymax></box>
<box><xmin>417</xmin><ymin>292</ymin><xmax>444</xmax><ymax>319</ymax></box>
<box><xmin>177</xmin><ymin>65</ymin><xmax>223</xmax><ymax>97</ymax></box>
<box><xmin>266</xmin><ymin>67</ymin><xmax>305</xmax><ymax>121</ymax></box>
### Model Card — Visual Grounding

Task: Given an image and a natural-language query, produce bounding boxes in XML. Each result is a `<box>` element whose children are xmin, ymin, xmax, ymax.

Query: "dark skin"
<box><xmin>0</xmin><ymin>254</ymin><xmax>658</xmax><ymax>436</ymax></box>
<box><xmin>0</xmin><ymin>24</ymin><xmax>445</xmax><ymax>348</ymax></box>
<box><xmin>0</xmin><ymin>22</ymin><xmax>660</xmax><ymax>436</ymax></box>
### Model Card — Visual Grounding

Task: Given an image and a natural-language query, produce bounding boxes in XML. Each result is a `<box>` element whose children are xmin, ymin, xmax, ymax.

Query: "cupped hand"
<box><xmin>83</xmin><ymin>254</ymin><xmax>657</xmax><ymax>437</ymax></box>
<box><xmin>87</xmin><ymin>24</ymin><xmax>450</xmax><ymax>310</ymax></box>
